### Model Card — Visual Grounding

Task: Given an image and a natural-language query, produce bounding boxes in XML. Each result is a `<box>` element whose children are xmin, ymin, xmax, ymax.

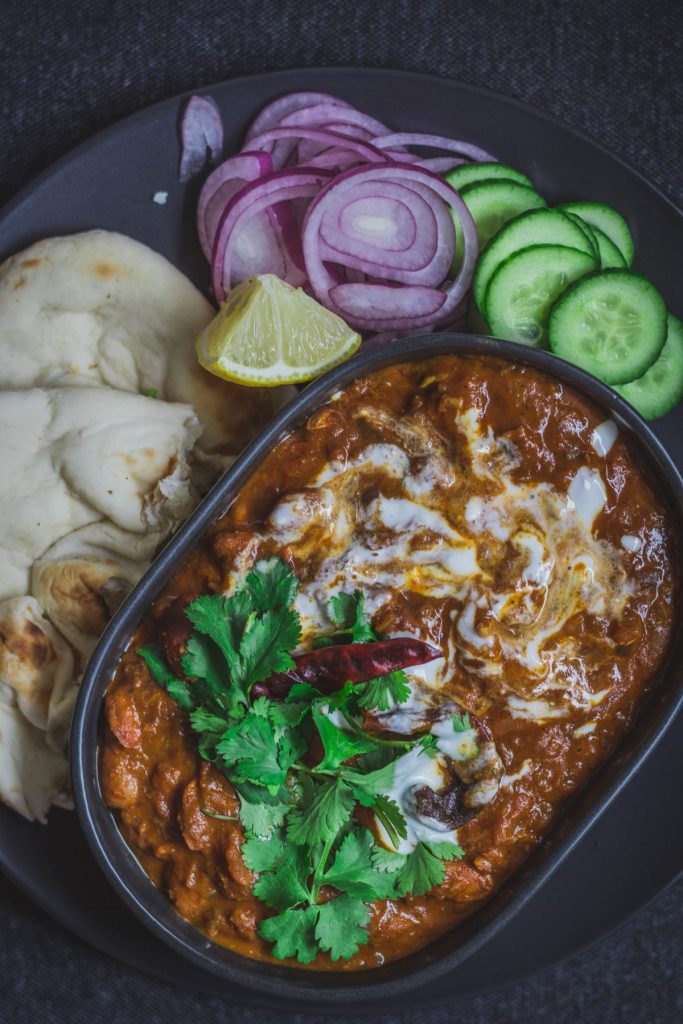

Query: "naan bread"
<box><xmin>0</xmin><ymin>386</ymin><xmax>201</xmax><ymax>601</ymax></box>
<box><xmin>0</xmin><ymin>231</ymin><xmax>293</xmax><ymax>823</ymax></box>
<box><xmin>0</xmin><ymin>230</ymin><xmax>290</xmax><ymax>455</ymax></box>
<box><xmin>0</xmin><ymin>389</ymin><xmax>201</xmax><ymax>820</ymax></box>
<box><xmin>0</xmin><ymin>701</ymin><xmax>68</xmax><ymax>822</ymax></box>
<box><xmin>0</xmin><ymin>597</ymin><xmax>75</xmax><ymax>733</ymax></box>
<box><xmin>31</xmin><ymin>552</ymin><xmax>140</xmax><ymax>664</ymax></box>
<box><xmin>0</xmin><ymin>597</ymin><xmax>78</xmax><ymax>820</ymax></box>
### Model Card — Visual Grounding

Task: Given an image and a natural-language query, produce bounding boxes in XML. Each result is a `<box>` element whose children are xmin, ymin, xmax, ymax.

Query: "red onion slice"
<box><xmin>245</xmin><ymin>92</ymin><xmax>353</xmax><ymax>139</ymax></box>
<box><xmin>279</xmin><ymin>103</ymin><xmax>391</xmax><ymax>139</ymax></box>
<box><xmin>302</xmin><ymin>162</ymin><xmax>477</xmax><ymax>331</ymax></box>
<box><xmin>316</xmin><ymin>179</ymin><xmax>454</xmax><ymax>286</ymax></box>
<box><xmin>374</xmin><ymin>132</ymin><xmax>497</xmax><ymax>163</ymax></box>
<box><xmin>296</xmin><ymin>121</ymin><xmax>382</xmax><ymax>163</ymax></box>
<box><xmin>245</xmin><ymin>127</ymin><xmax>388</xmax><ymax>167</ymax></box>
<box><xmin>417</xmin><ymin>157</ymin><xmax>467</xmax><ymax>173</ymax></box>
<box><xmin>215</xmin><ymin>185</ymin><xmax>318</xmax><ymax>296</ymax></box>
<box><xmin>197</xmin><ymin>152</ymin><xmax>273</xmax><ymax>261</ymax></box>
<box><xmin>246</xmin><ymin>93</ymin><xmax>355</xmax><ymax>168</ymax></box>
<box><xmin>330</xmin><ymin>282</ymin><xmax>447</xmax><ymax>323</ymax></box>
<box><xmin>232</xmin><ymin>212</ymin><xmax>289</xmax><ymax>284</ymax></box>
<box><xmin>304</xmin><ymin>148</ymin><xmax>373</xmax><ymax>171</ymax></box>
<box><xmin>211</xmin><ymin>168</ymin><xmax>333</xmax><ymax>300</ymax></box>
<box><xmin>179</xmin><ymin>96</ymin><xmax>224</xmax><ymax>183</ymax></box>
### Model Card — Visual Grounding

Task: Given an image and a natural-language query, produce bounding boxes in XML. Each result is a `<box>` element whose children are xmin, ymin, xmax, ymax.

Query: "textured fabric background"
<box><xmin>1</xmin><ymin>1</ymin><xmax>682</xmax><ymax>1021</ymax></box>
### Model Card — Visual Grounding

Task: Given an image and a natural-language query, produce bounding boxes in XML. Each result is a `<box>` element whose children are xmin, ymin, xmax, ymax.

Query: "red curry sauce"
<box><xmin>100</xmin><ymin>354</ymin><xmax>677</xmax><ymax>970</ymax></box>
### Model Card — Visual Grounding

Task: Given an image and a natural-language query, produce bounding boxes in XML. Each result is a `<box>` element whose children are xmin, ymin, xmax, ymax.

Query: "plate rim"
<box><xmin>1</xmin><ymin>65</ymin><xmax>683</xmax><ymax>1008</ymax></box>
<box><xmin>1</xmin><ymin>66</ymin><xmax>682</xmax><ymax>230</ymax></box>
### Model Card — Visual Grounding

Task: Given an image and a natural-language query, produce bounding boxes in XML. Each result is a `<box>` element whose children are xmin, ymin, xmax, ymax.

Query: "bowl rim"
<box><xmin>71</xmin><ymin>332</ymin><xmax>683</xmax><ymax>1002</ymax></box>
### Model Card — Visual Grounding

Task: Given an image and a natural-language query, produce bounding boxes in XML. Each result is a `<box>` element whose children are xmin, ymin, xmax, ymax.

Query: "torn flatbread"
<box><xmin>0</xmin><ymin>597</ymin><xmax>75</xmax><ymax>733</ymax></box>
<box><xmin>0</xmin><ymin>230</ymin><xmax>292</xmax><ymax>455</ymax></box>
<box><xmin>0</xmin><ymin>386</ymin><xmax>200</xmax><ymax>601</ymax></box>
<box><xmin>0</xmin><ymin>231</ymin><xmax>293</xmax><ymax>823</ymax></box>
<box><xmin>31</xmin><ymin>551</ymin><xmax>139</xmax><ymax>664</ymax></box>
<box><xmin>0</xmin><ymin>700</ymin><xmax>69</xmax><ymax>822</ymax></box>
<box><xmin>0</xmin><ymin>387</ymin><xmax>201</xmax><ymax>820</ymax></box>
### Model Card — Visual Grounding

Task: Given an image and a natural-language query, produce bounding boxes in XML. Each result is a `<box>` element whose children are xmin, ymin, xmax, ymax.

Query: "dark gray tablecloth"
<box><xmin>1</xmin><ymin>1</ymin><xmax>682</xmax><ymax>1021</ymax></box>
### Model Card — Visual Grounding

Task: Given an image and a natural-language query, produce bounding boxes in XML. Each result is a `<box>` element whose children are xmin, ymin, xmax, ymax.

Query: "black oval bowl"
<box><xmin>71</xmin><ymin>333</ymin><xmax>683</xmax><ymax>1003</ymax></box>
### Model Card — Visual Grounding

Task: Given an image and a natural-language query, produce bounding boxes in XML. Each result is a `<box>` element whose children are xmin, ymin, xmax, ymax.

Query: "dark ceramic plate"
<box><xmin>72</xmin><ymin>333</ymin><xmax>683</xmax><ymax>1003</ymax></box>
<box><xmin>1</xmin><ymin>68</ymin><xmax>682</xmax><ymax>1012</ymax></box>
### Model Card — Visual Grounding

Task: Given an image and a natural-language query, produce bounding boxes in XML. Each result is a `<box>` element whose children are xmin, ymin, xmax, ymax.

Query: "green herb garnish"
<box><xmin>138</xmin><ymin>559</ymin><xmax>464</xmax><ymax>963</ymax></box>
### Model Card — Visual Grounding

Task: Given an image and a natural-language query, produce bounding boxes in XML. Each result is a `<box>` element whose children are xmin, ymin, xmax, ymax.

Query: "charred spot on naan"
<box><xmin>93</xmin><ymin>260</ymin><xmax>126</xmax><ymax>279</ymax></box>
<box><xmin>0</xmin><ymin>617</ymin><xmax>55</xmax><ymax>672</ymax></box>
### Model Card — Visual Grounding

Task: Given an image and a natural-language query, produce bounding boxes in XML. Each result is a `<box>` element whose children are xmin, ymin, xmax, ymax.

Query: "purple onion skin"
<box><xmin>179</xmin><ymin>95</ymin><xmax>224</xmax><ymax>183</ymax></box>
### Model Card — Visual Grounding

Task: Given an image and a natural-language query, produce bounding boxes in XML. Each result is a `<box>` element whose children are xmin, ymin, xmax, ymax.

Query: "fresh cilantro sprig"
<box><xmin>313</xmin><ymin>589</ymin><xmax>377</xmax><ymax>647</ymax></box>
<box><xmin>138</xmin><ymin>561</ymin><xmax>466</xmax><ymax>964</ymax></box>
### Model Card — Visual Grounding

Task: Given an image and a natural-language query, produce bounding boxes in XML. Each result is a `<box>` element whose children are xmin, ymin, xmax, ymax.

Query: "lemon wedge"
<box><xmin>196</xmin><ymin>274</ymin><xmax>362</xmax><ymax>386</ymax></box>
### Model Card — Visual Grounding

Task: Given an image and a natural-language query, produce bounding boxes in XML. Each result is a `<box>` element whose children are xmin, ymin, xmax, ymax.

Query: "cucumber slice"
<box><xmin>615</xmin><ymin>314</ymin><xmax>683</xmax><ymax>419</ymax></box>
<box><xmin>558</xmin><ymin>202</ymin><xmax>634</xmax><ymax>266</ymax></box>
<box><xmin>561</xmin><ymin>211</ymin><xmax>600</xmax><ymax>261</ymax></box>
<box><xmin>562</xmin><ymin>210</ymin><xmax>626</xmax><ymax>268</ymax></box>
<box><xmin>452</xmin><ymin>180</ymin><xmax>546</xmax><ymax>269</ymax></box>
<box><xmin>485</xmin><ymin>244</ymin><xmax>597</xmax><ymax>348</ymax></box>
<box><xmin>445</xmin><ymin>162</ymin><xmax>533</xmax><ymax>191</ymax></box>
<box><xmin>473</xmin><ymin>209</ymin><xmax>596</xmax><ymax>313</ymax></box>
<box><xmin>548</xmin><ymin>270</ymin><xmax>667</xmax><ymax>385</ymax></box>
<box><xmin>590</xmin><ymin>225</ymin><xmax>627</xmax><ymax>269</ymax></box>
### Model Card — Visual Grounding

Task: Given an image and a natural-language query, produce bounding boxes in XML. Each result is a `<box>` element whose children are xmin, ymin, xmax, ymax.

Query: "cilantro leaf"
<box><xmin>188</xmin><ymin>707</ymin><xmax>229</xmax><ymax>733</ymax></box>
<box><xmin>188</xmin><ymin>706</ymin><xmax>232</xmax><ymax>758</ymax></box>
<box><xmin>324</xmin><ymin>680</ymin><xmax>356</xmax><ymax>712</ymax></box>
<box><xmin>353</xmin><ymin>745</ymin><xmax>397</xmax><ymax>773</ymax></box>
<box><xmin>419</xmin><ymin>733</ymin><xmax>439</xmax><ymax>756</ymax></box>
<box><xmin>372</xmin><ymin>794</ymin><xmax>408</xmax><ymax>850</ymax></box>
<box><xmin>241</xmin><ymin>830</ymin><xmax>288</xmax><ymax>872</ymax></box>
<box><xmin>253</xmin><ymin>845</ymin><xmax>311</xmax><ymax>911</ymax></box>
<box><xmin>185</xmin><ymin>593</ymin><xmax>245</xmax><ymax>678</ymax></box>
<box><xmin>371</xmin><ymin>845</ymin><xmax>406</xmax><ymax>873</ymax></box>
<box><xmin>423</xmin><ymin>839</ymin><xmax>465</xmax><ymax>861</ymax></box>
<box><xmin>181</xmin><ymin>633</ymin><xmax>225</xmax><ymax>690</ymax></box>
<box><xmin>344</xmin><ymin>746</ymin><xmax>399</xmax><ymax>802</ymax></box>
<box><xmin>324</xmin><ymin>590</ymin><xmax>377</xmax><ymax>643</ymax></box>
<box><xmin>258</xmin><ymin>905</ymin><xmax>319</xmax><ymax>964</ymax></box>
<box><xmin>315</xmin><ymin>896</ymin><xmax>370</xmax><ymax>961</ymax></box>
<box><xmin>286</xmin><ymin>682</ymin><xmax>323</xmax><ymax>703</ymax></box>
<box><xmin>246</xmin><ymin>558</ymin><xmax>298</xmax><ymax>612</ymax></box>
<box><xmin>218</xmin><ymin>714</ymin><xmax>288</xmax><ymax>791</ymax></box>
<box><xmin>267</xmin><ymin>698</ymin><xmax>311</xmax><ymax>731</ymax></box>
<box><xmin>275</xmin><ymin>726</ymin><xmax>308</xmax><ymax>775</ymax></box>
<box><xmin>452</xmin><ymin>712</ymin><xmax>472</xmax><ymax>732</ymax></box>
<box><xmin>357</xmin><ymin>670</ymin><xmax>411</xmax><ymax>712</ymax></box>
<box><xmin>137</xmin><ymin>643</ymin><xmax>176</xmax><ymax>686</ymax></box>
<box><xmin>287</xmin><ymin>778</ymin><xmax>355</xmax><ymax>848</ymax></box>
<box><xmin>254</xmin><ymin>865</ymin><xmax>308</xmax><ymax>912</ymax></box>
<box><xmin>165</xmin><ymin>678</ymin><xmax>195</xmax><ymax>712</ymax></box>
<box><xmin>321</xmin><ymin>828</ymin><xmax>396</xmax><ymax>900</ymax></box>
<box><xmin>394</xmin><ymin>842</ymin><xmax>450</xmax><ymax>897</ymax></box>
<box><xmin>313</xmin><ymin>703</ymin><xmax>376</xmax><ymax>772</ymax></box>
<box><xmin>137</xmin><ymin>644</ymin><xmax>196</xmax><ymax>711</ymax></box>
<box><xmin>239</xmin><ymin>607</ymin><xmax>301</xmax><ymax>690</ymax></box>
<box><xmin>232</xmin><ymin>779</ymin><xmax>291</xmax><ymax>837</ymax></box>
<box><xmin>141</xmin><ymin>563</ymin><xmax>466</xmax><ymax>965</ymax></box>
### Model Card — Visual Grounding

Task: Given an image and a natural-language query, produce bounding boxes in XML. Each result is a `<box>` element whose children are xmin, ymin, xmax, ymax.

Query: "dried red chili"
<box><xmin>251</xmin><ymin>637</ymin><xmax>441</xmax><ymax>700</ymax></box>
